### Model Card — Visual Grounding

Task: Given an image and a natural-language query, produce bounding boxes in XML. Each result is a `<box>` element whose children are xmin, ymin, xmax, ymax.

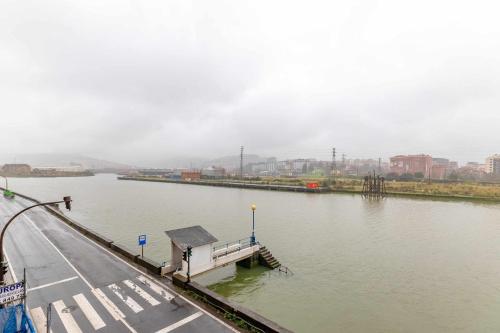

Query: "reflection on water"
<box><xmin>7</xmin><ymin>174</ymin><xmax>500</xmax><ymax>333</ymax></box>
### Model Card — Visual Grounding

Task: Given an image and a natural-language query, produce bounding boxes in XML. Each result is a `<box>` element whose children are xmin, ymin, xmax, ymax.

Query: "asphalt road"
<box><xmin>0</xmin><ymin>196</ymin><xmax>237</xmax><ymax>333</ymax></box>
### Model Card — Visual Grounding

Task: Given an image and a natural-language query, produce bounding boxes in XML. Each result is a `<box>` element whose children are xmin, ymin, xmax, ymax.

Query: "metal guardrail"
<box><xmin>213</xmin><ymin>237</ymin><xmax>252</xmax><ymax>252</ymax></box>
<box><xmin>212</xmin><ymin>237</ymin><xmax>256</xmax><ymax>259</ymax></box>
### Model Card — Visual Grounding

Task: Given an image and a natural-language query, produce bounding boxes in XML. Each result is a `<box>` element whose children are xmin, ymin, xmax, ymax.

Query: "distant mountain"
<box><xmin>202</xmin><ymin>154</ymin><xmax>270</xmax><ymax>169</ymax></box>
<box><xmin>0</xmin><ymin>153</ymin><xmax>135</xmax><ymax>170</ymax></box>
<box><xmin>153</xmin><ymin>154</ymin><xmax>273</xmax><ymax>170</ymax></box>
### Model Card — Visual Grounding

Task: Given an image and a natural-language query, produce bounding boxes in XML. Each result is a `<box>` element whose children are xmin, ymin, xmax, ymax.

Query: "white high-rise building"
<box><xmin>485</xmin><ymin>154</ymin><xmax>500</xmax><ymax>174</ymax></box>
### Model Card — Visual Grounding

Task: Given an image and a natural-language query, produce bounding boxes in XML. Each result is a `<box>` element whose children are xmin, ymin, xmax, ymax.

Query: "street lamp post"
<box><xmin>0</xmin><ymin>196</ymin><xmax>72</xmax><ymax>285</ymax></box>
<box><xmin>1</xmin><ymin>176</ymin><xmax>13</xmax><ymax>199</ymax></box>
<box><xmin>251</xmin><ymin>204</ymin><xmax>256</xmax><ymax>245</ymax></box>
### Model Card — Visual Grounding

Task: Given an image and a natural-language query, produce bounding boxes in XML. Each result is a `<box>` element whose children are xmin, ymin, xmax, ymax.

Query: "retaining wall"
<box><xmin>178</xmin><ymin>280</ymin><xmax>293</xmax><ymax>333</ymax></box>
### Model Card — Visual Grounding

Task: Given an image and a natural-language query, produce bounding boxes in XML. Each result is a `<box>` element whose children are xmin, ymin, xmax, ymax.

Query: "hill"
<box><xmin>0</xmin><ymin>153</ymin><xmax>135</xmax><ymax>171</ymax></box>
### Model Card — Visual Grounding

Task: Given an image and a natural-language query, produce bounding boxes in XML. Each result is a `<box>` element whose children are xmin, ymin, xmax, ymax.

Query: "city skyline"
<box><xmin>0</xmin><ymin>149</ymin><xmax>498</xmax><ymax>170</ymax></box>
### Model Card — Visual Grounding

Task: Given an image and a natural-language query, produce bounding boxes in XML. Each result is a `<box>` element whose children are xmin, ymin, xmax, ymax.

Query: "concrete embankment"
<box><xmin>178</xmin><ymin>280</ymin><xmax>293</xmax><ymax>333</ymax></box>
<box><xmin>118</xmin><ymin>176</ymin><xmax>328</xmax><ymax>193</ymax></box>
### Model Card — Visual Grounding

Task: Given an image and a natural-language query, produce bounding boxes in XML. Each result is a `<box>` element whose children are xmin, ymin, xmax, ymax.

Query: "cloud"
<box><xmin>1</xmin><ymin>0</ymin><xmax>500</xmax><ymax>166</ymax></box>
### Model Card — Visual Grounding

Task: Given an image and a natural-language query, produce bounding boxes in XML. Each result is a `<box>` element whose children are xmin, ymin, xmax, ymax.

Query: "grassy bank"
<box><xmin>260</xmin><ymin>177</ymin><xmax>500</xmax><ymax>202</ymax></box>
<box><xmin>119</xmin><ymin>176</ymin><xmax>500</xmax><ymax>202</ymax></box>
<box><xmin>322</xmin><ymin>178</ymin><xmax>500</xmax><ymax>202</ymax></box>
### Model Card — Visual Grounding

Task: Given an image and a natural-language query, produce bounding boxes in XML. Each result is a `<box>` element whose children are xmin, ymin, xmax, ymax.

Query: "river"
<box><xmin>4</xmin><ymin>174</ymin><xmax>500</xmax><ymax>332</ymax></box>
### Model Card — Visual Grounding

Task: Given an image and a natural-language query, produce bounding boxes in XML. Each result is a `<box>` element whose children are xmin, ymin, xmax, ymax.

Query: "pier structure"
<box><xmin>362</xmin><ymin>171</ymin><xmax>387</xmax><ymax>198</ymax></box>
<box><xmin>164</xmin><ymin>226</ymin><xmax>265</xmax><ymax>282</ymax></box>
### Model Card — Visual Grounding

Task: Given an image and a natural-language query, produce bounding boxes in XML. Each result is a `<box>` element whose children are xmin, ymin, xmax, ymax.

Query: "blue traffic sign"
<box><xmin>138</xmin><ymin>234</ymin><xmax>147</xmax><ymax>246</ymax></box>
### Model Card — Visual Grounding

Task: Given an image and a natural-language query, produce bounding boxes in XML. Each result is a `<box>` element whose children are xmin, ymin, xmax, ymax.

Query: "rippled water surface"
<box><xmin>6</xmin><ymin>174</ymin><xmax>500</xmax><ymax>332</ymax></box>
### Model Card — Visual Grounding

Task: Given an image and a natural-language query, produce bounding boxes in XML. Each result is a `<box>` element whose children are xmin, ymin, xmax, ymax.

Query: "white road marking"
<box><xmin>73</xmin><ymin>293</ymin><xmax>106</xmax><ymax>330</ymax></box>
<box><xmin>28</xmin><ymin>276</ymin><xmax>79</xmax><ymax>292</ymax></box>
<box><xmin>3</xmin><ymin>249</ymin><xmax>17</xmax><ymax>282</ymax></box>
<box><xmin>92</xmin><ymin>288</ymin><xmax>125</xmax><ymax>320</ymax></box>
<box><xmin>155</xmin><ymin>312</ymin><xmax>204</xmax><ymax>333</ymax></box>
<box><xmin>13</xmin><ymin>207</ymin><xmax>137</xmax><ymax>333</ymax></box>
<box><xmin>53</xmin><ymin>300</ymin><xmax>83</xmax><ymax>333</ymax></box>
<box><xmin>137</xmin><ymin>275</ymin><xmax>174</xmax><ymax>301</ymax></box>
<box><xmin>108</xmin><ymin>283</ymin><xmax>144</xmax><ymax>313</ymax></box>
<box><xmin>24</xmin><ymin>216</ymin><xmax>94</xmax><ymax>289</ymax></box>
<box><xmin>123</xmin><ymin>279</ymin><xmax>160</xmax><ymax>306</ymax></box>
<box><xmin>12</xmin><ymin>198</ymin><xmax>238</xmax><ymax>333</ymax></box>
<box><xmin>31</xmin><ymin>307</ymin><xmax>53</xmax><ymax>333</ymax></box>
<box><xmin>69</xmin><ymin>230</ymin><xmax>239</xmax><ymax>332</ymax></box>
<box><xmin>93</xmin><ymin>289</ymin><xmax>139</xmax><ymax>333</ymax></box>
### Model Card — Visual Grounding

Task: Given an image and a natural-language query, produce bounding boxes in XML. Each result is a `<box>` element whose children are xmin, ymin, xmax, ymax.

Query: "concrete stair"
<box><xmin>258</xmin><ymin>246</ymin><xmax>281</xmax><ymax>269</ymax></box>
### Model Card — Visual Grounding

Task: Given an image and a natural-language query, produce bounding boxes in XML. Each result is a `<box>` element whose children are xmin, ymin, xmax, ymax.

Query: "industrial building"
<box><xmin>389</xmin><ymin>155</ymin><xmax>433</xmax><ymax>178</ymax></box>
<box><xmin>1</xmin><ymin>164</ymin><xmax>32</xmax><ymax>175</ymax></box>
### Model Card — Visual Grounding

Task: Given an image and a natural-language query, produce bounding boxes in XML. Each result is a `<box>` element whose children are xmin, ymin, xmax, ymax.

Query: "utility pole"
<box><xmin>47</xmin><ymin>303</ymin><xmax>52</xmax><ymax>333</ymax></box>
<box><xmin>332</xmin><ymin>147</ymin><xmax>336</xmax><ymax>183</ymax></box>
<box><xmin>341</xmin><ymin>153</ymin><xmax>346</xmax><ymax>176</ymax></box>
<box><xmin>251</xmin><ymin>204</ymin><xmax>256</xmax><ymax>245</ymax></box>
<box><xmin>240</xmin><ymin>146</ymin><xmax>244</xmax><ymax>180</ymax></box>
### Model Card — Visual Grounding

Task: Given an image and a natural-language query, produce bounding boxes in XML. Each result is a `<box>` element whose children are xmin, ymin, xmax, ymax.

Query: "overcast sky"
<box><xmin>1</xmin><ymin>0</ymin><xmax>499</xmax><ymax>167</ymax></box>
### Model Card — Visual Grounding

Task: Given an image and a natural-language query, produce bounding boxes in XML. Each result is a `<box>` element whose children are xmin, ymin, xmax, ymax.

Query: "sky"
<box><xmin>1</xmin><ymin>0</ymin><xmax>500</xmax><ymax>167</ymax></box>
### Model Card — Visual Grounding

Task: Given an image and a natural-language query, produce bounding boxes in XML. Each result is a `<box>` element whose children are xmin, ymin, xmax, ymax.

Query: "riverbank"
<box><xmin>118</xmin><ymin>175</ymin><xmax>500</xmax><ymax>203</ymax></box>
<box><xmin>117</xmin><ymin>176</ymin><xmax>328</xmax><ymax>193</ymax></box>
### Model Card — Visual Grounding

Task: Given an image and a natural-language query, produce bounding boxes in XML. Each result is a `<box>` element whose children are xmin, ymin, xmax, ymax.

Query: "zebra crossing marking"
<box><xmin>30</xmin><ymin>307</ymin><xmax>53</xmax><ymax>333</ymax></box>
<box><xmin>92</xmin><ymin>288</ymin><xmax>126</xmax><ymax>320</ymax></box>
<box><xmin>31</xmin><ymin>276</ymin><xmax>192</xmax><ymax>333</ymax></box>
<box><xmin>53</xmin><ymin>300</ymin><xmax>83</xmax><ymax>333</ymax></box>
<box><xmin>73</xmin><ymin>293</ymin><xmax>106</xmax><ymax>330</ymax></box>
<box><xmin>124</xmin><ymin>279</ymin><xmax>161</xmax><ymax>306</ymax></box>
<box><xmin>137</xmin><ymin>275</ymin><xmax>174</xmax><ymax>301</ymax></box>
<box><xmin>108</xmin><ymin>283</ymin><xmax>144</xmax><ymax>313</ymax></box>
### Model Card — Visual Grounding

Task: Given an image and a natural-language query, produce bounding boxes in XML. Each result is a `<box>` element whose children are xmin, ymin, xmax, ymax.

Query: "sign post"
<box><xmin>0</xmin><ymin>281</ymin><xmax>25</xmax><ymax>305</ymax></box>
<box><xmin>47</xmin><ymin>303</ymin><xmax>52</xmax><ymax>333</ymax></box>
<box><xmin>187</xmin><ymin>245</ymin><xmax>192</xmax><ymax>283</ymax></box>
<box><xmin>138</xmin><ymin>234</ymin><xmax>147</xmax><ymax>258</ymax></box>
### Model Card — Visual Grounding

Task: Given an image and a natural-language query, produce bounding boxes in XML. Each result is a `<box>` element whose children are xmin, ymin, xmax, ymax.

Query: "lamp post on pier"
<box><xmin>250</xmin><ymin>204</ymin><xmax>256</xmax><ymax>245</ymax></box>
<box><xmin>0</xmin><ymin>196</ymin><xmax>72</xmax><ymax>285</ymax></box>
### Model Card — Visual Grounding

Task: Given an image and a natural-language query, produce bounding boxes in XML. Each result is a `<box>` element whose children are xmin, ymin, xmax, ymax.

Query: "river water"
<box><xmin>5</xmin><ymin>174</ymin><xmax>500</xmax><ymax>332</ymax></box>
